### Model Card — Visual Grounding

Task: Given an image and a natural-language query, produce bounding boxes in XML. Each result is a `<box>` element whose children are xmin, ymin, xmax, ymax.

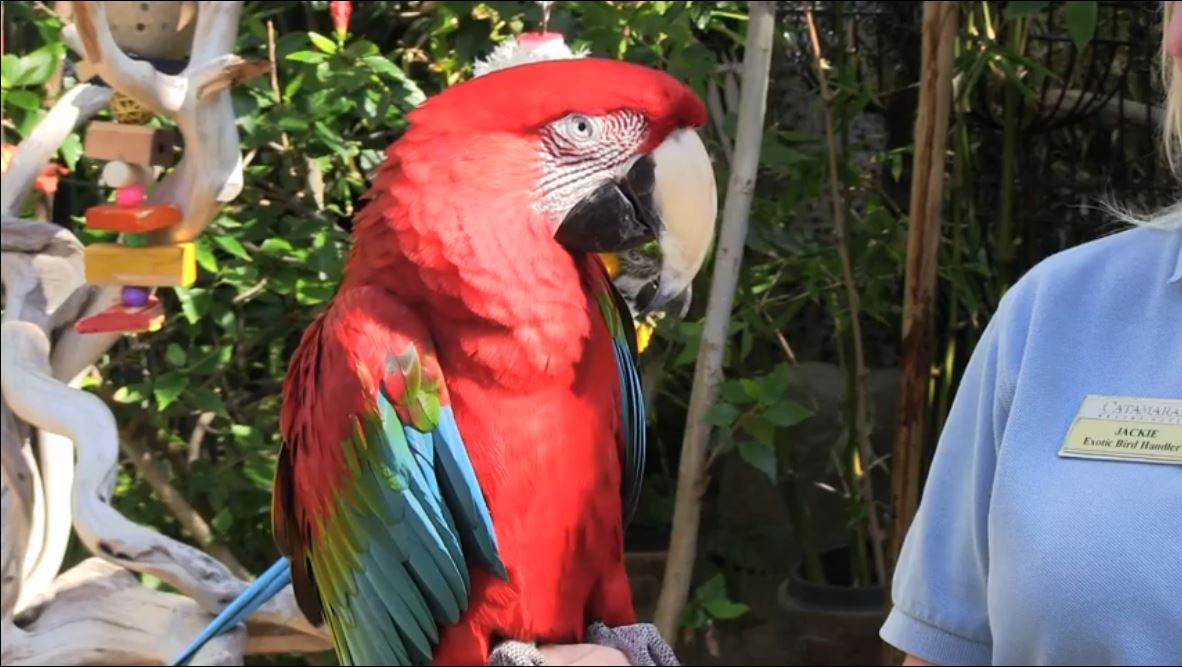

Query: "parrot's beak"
<box><xmin>556</xmin><ymin>128</ymin><xmax>717</xmax><ymax>315</ymax></box>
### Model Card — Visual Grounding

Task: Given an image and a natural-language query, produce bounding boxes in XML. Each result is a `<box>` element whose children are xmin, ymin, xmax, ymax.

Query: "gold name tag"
<box><xmin>1059</xmin><ymin>395</ymin><xmax>1182</xmax><ymax>465</ymax></box>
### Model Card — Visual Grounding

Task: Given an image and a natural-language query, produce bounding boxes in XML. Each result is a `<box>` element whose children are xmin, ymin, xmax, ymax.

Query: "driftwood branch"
<box><xmin>653</xmin><ymin>1</ymin><xmax>777</xmax><ymax>643</ymax></box>
<box><xmin>1</xmin><ymin>3</ymin><xmax>327</xmax><ymax>665</ymax></box>
<box><xmin>2</xmin><ymin>558</ymin><xmax>247</xmax><ymax>666</ymax></box>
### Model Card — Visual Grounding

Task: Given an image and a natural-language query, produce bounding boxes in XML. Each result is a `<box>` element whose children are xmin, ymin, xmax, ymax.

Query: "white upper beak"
<box><xmin>645</xmin><ymin>128</ymin><xmax>718</xmax><ymax>314</ymax></box>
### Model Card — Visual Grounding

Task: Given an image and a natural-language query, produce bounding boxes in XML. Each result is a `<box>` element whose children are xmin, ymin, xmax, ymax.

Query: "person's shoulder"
<box><xmin>1001</xmin><ymin>222</ymin><xmax>1181</xmax><ymax>317</ymax></box>
<box><xmin>1026</xmin><ymin>223</ymin><xmax>1178</xmax><ymax>287</ymax></box>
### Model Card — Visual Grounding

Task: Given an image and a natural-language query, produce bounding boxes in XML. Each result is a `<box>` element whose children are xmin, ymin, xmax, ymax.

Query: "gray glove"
<box><xmin>487</xmin><ymin>623</ymin><xmax>680</xmax><ymax>666</ymax></box>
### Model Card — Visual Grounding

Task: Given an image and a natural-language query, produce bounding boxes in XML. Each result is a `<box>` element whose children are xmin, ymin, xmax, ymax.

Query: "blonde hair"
<box><xmin>1163</xmin><ymin>1</ymin><xmax>1181</xmax><ymax>174</ymax></box>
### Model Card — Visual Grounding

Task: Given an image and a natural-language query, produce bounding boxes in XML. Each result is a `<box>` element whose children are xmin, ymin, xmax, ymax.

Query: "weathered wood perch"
<box><xmin>1</xmin><ymin>2</ymin><xmax>330</xmax><ymax>665</ymax></box>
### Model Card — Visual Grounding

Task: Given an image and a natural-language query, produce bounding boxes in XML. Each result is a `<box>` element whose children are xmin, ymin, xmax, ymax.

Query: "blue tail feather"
<box><xmin>169</xmin><ymin>558</ymin><xmax>293</xmax><ymax>666</ymax></box>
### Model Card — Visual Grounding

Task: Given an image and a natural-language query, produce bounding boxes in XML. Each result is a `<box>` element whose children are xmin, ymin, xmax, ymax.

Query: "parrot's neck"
<box><xmin>341</xmin><ymin>159</ymin><xmax>597</xmax><ymax>387</ymax></box>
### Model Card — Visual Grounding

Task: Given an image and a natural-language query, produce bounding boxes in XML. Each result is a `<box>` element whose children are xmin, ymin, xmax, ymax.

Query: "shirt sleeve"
<box><xmin>880</xmin><ymin>290</ymin><xmax>1022</xmax><ymax>666</ymax></box>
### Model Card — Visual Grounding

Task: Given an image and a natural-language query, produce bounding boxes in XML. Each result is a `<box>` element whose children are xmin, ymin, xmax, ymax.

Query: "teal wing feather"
<box><xmin>275</xmin><ymin>292</ymin><xmax>506</xmax><ymax>666</ymax></box>
<box><xmin>589</xmin><ymin>258</ymin><xmax>648</xmax><ymax>527</ymax></box>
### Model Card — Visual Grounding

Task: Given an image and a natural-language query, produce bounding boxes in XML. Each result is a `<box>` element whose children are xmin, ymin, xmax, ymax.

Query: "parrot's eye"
<box><xmin>564</xmin><ymin>114</ymin><xmax>596</xmax><ymax>142</ymax></box>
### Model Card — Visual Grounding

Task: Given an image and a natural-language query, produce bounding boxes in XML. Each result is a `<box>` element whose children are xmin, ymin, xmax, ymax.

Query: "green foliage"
<box><xmin>683</xmin><ymin>572</ymin><xmax>749</xmax><ymax>629</ymax></box>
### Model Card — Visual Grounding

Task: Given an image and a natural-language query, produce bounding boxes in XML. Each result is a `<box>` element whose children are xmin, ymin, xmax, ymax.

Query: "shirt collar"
<box><xmin>1159</xmin><ymin>208</ymin><xmax>1182</xmax><ymax>286</ymax></box>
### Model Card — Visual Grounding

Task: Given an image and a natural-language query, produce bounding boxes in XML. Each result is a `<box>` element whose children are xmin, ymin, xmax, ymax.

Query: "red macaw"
<box><xmin>171</xmin><ymin>55</ymin><xmax>717</xmax><ymax>666</ymax></box>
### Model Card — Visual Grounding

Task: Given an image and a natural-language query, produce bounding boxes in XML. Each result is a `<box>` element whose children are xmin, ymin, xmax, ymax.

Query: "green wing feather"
<box><xmin>589</xmin><ymin>259</ymin><xmax>648</xmax><ymax>526</ymax></box>
<box><xmin>279</xmin><ymin>303</ymin><xmax>506</xmax><ymax>666</ymax></box>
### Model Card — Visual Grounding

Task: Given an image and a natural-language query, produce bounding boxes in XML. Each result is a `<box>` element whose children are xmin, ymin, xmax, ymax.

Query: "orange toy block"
<box><xmin>85</xmin><ymin>203</ymin><xmax>182</xmax><ymax>233</ymax></box>
<box><xmin>74</xmin><ymin>296</ymin><xmax>165</xmax><ymax>335</ymax></box>
<box><xmin>84</xmin><ymin>121</ymin><xmax>178</xmax><ymax>167</ymax></box>
<box><xmin>84</xmin><ymin>243</ymin><xmax>196</xmax><ymax>287</ymax></box>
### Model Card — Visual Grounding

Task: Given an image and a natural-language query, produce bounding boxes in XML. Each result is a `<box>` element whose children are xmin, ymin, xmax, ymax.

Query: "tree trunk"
<box><xmin>652</xmin><ymin>0</ymin><xmax>777</xmax><ymax>644</ymax></box>
<box><xmin>885</xmin><ymin>2</ymin><xmax>959</xmax><ymax>663</ymax></box>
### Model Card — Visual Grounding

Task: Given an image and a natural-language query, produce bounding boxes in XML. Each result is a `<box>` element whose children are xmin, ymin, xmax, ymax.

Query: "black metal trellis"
<box><xmin>774</xmin><ymin>1</ymin><xmax>1176</xmax><ymax>274</ymax></box>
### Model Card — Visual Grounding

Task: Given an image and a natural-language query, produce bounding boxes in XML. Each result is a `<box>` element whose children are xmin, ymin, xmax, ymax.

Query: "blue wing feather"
<box><xmin>170</xmin><ymin>294</ymin><xmax>506</xmax><ymax>666</ymax></box>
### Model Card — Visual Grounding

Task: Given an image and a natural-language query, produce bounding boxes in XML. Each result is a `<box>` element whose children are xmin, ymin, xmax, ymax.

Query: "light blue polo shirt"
<box><xmin>881</xmin><ymin>220</ymin><xmax>1182</xmax><ymax>666</ymax></box>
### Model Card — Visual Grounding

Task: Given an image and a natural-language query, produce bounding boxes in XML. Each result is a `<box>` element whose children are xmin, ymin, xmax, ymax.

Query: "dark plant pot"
<box><xmin>776</xmin><ymin>544</ymin><xmax>887</xmax><ymax>667</ymax></box>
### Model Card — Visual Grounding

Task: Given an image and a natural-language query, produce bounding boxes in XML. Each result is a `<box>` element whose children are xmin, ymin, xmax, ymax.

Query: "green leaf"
<box><xmin>363</xmin><ymin>55</ymin><xmax>426</xmax><ymax>106</ymax></box>
<box><xmin>153</xmin><ymin>372</ymin><xmax>188</xmax><ymax>410</ymax></box>
<box><xmin>1065</xmin><ymin>1</ymin><xmax>1098</xmax><ymax>50</ymax></box>
<box><xmin>6</xmin><ymin>89</ymin><xmax>40</xmax><ymax>110</ymax></box>
<box><xmin>260</xmin><ymin>237</ymin><xmax>295</xmax><ymax>255</ymax></box>
<box><xmin>16</xmin><ymin>48</ymin><xmax>56</xmax><ymax>87</ymax></box>
<box><xmin>232</xmin><ymin>424</ymin><xmax>264</xmax><ymax>449</ymax></box>
<box><xmin>214</xmin><ymin>235</ymin><xmax>252</xmax><ymax>261</ymax></box>
<box><xmin>760</xmin><ymin>365</ymin><xmax>792</xmax><ymax>401</ymax></box>
<box><xmin>196</xmin><ymin>239</ymin><xmax>220</xmax><ymax>273</ymax></box>
<box><xmin>212</xmin><ymin>507</ymin><xmax>234</xmax><ymax>533</ymax></box>
<box><xmin>764</xmin><ymin>400</ymin><xmax>813</xmax><ymax>428</ymax></box>
<box><xmin>703</xmin><ymin>598</ymin><xmax>750</xmax><ymax>620</ymax></box>
<box><xmin>720</xmin><ymin>380</ymin><xmax>750</xmax><ymax>405</ymax></box>
<box><xmin>113</xmin><ymin>385</ymin><xmax>147</xmax><ymax>404</ymax></box>
<box><xmin>1</xmin><ymin>54</ymin><xmax>19</xmax><ymax>88</ymax></box>
<box><xmin>277</xmin><ymin>113</ymin><xmax>310</xmax><ymax>131</ymax></box>
<box><xmin>308</xmin><ymin>31</ymin><xmax>338</xmax><ymax>54</ymax></box>
<box><xmin>345</xmin><ymin>39</ymin><xmax>380</xmax><ymax>59</ymax></box>
<box><xmin>165</xmin><ymin>343</ymin><xmax>187</xmax><ymax>367</ymax></box>
<box><xmin>176</xmin><ymin>287</ymin><xmax>213</xmax><ymax>324</ymax></box>
<box><xmin>706</xmin><ymin>403</ymin><xmax>740</xmax><ymax>428</ymax></box>
<box><xmin>189</xmin><ymin>388</ymin><xmax>227</xmax><ymax>416</ymax></box>
<box><xmin>739</xmin><ymin>414</ymin><xmax>775</xmax><ymax>447</ymax></box>
<box><xmin>696</xmin><ymin>573</ymin><xmax>727</xmax><ymax>601</ymax></box>
<box><xmin>295</xmin><ymin>279</ymin><xmax>335</xmax><ymax>305</ymax></box>
<box><xmin>738</xmin><ymin>440</ymin><xmax>777</xmax><ymax>483</ymax></box>
<box><xmin>59</xmin><ymin>132</ymin><xmax>82</xmax><ymax>170</ymax></box>
<box><xmin>1004</xmin><ymin>1</ymin><xmax>1048</xmax><ymax>19</ymax></box>
<box><xmin>245</xmin><ymin>457</ymin><xmax>276</xmax><ymax>490</ymax></box>
<box><xmin>362</xmin><ymin>54</ymin><xmax>402</xmax><ymax>78</ymax></box>
<box><xmin>286</xmin><ymin>50</ymin><xmax>327</xmax><ymax>64</ymax></box>
<box><xmin>740</xmin><ymin>378</ymin><xmax>761</xmax><ymax>401</ymax></box>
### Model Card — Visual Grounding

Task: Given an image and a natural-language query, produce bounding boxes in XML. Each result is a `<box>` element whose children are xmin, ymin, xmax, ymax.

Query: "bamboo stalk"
<box><xmin>804</xmin><ymin>8</ymin><xmax>888</xmax><ymax>589</ymax></box>
<box><xmin>652</xmin><ymin>1</ymin><xmax>777</xmax><ymax>643</ymax></box>
<box><xmin>886</xmin><ymin>2</ymin><xmax>959</xmax><ymax>663</ymax></box>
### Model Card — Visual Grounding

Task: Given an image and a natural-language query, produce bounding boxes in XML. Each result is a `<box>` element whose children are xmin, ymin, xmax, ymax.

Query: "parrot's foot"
<box><xmin>586</xmin><ymin>623</ymin><xmax>681</xmax><ymax>666</ymax></box>
<box><xmin>486</xmin><ymin>624</ymin><xmax>679</xmax><ymax>666</ymax></box>
<box><xmin>488</xmin><ymin>640</ymin><xmax>547</xmax><ymax>666</ymax></box>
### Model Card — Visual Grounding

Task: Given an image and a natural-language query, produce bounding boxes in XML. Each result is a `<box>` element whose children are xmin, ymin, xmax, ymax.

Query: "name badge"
<box><xmin>1059</xmin><ymin>395</ymin><xmax>1182</xmax><ymax>465</ymax></box>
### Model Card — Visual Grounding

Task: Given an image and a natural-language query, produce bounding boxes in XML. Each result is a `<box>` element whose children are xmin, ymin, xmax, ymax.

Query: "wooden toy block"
<box><xmin>84</xmin><ymin>122</ymin><xmax>178</xmax><ymax>167</ymax></box>
<box><xmin>75</xmin><ymin>296</ymin><xmax>165</xmax><ymax>335</ymax></box>
<box><xmin>85</xmin><ymin>203</ymin><xmax>182</xmax><ymax>233</ymax></box>
<box><xmin>85</xmin><ymin>243</ymin><xmax>196</xmax><ymax>287</ymax></box>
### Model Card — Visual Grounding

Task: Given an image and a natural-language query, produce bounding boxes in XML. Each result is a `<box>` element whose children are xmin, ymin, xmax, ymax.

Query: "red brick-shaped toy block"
<box><xmin>74</xmin><ymin>296</ymin><xmax>165</xmax><ymax>335</ymax></box>
<box><xmin>84</xmin><ymin>121</ymin><xmax>178</xmax><ymax>167</ymax></box>
<box><xmin>84</xmin><ymin>203</ymin><xmax>182</xmax><ymax>233</ymax></box>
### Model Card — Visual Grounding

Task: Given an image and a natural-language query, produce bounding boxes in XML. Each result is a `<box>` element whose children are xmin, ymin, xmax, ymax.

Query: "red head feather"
<box><xmin>406</xmin><ymin>57</ymin><xmax>707</xmax><ymax>152</ymax></box>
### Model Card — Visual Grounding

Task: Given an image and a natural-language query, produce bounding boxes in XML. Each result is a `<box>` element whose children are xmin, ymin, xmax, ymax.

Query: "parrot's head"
<box><xmin>399</xmin><ymin>55</ymin><xmax>718</xmax><ymax>319</ymax></box>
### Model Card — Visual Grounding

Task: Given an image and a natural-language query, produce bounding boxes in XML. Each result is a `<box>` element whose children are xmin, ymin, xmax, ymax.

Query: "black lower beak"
<box><xmin>555</xmin><ymin>156</ymin><xmax>660</xmax><ymax>253</ymax></box>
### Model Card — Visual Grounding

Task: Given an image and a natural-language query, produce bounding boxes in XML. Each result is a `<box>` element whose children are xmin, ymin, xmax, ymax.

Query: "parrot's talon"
<box><xmin>487</xmin><ymin>640</ymin><xmax>548</xmax><ymax>666</ymax></box>
<box><xmin>587</xmin><ymin>622</ymin><xmax>682</xmax><ymax>666</ymax></box>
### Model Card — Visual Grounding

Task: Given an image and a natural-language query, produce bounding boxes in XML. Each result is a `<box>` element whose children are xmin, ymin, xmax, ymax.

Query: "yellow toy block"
<box><xmin>84</xmin><ymin>243</ymin><xmax>196</xmax><ymax>287</ymax></box>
